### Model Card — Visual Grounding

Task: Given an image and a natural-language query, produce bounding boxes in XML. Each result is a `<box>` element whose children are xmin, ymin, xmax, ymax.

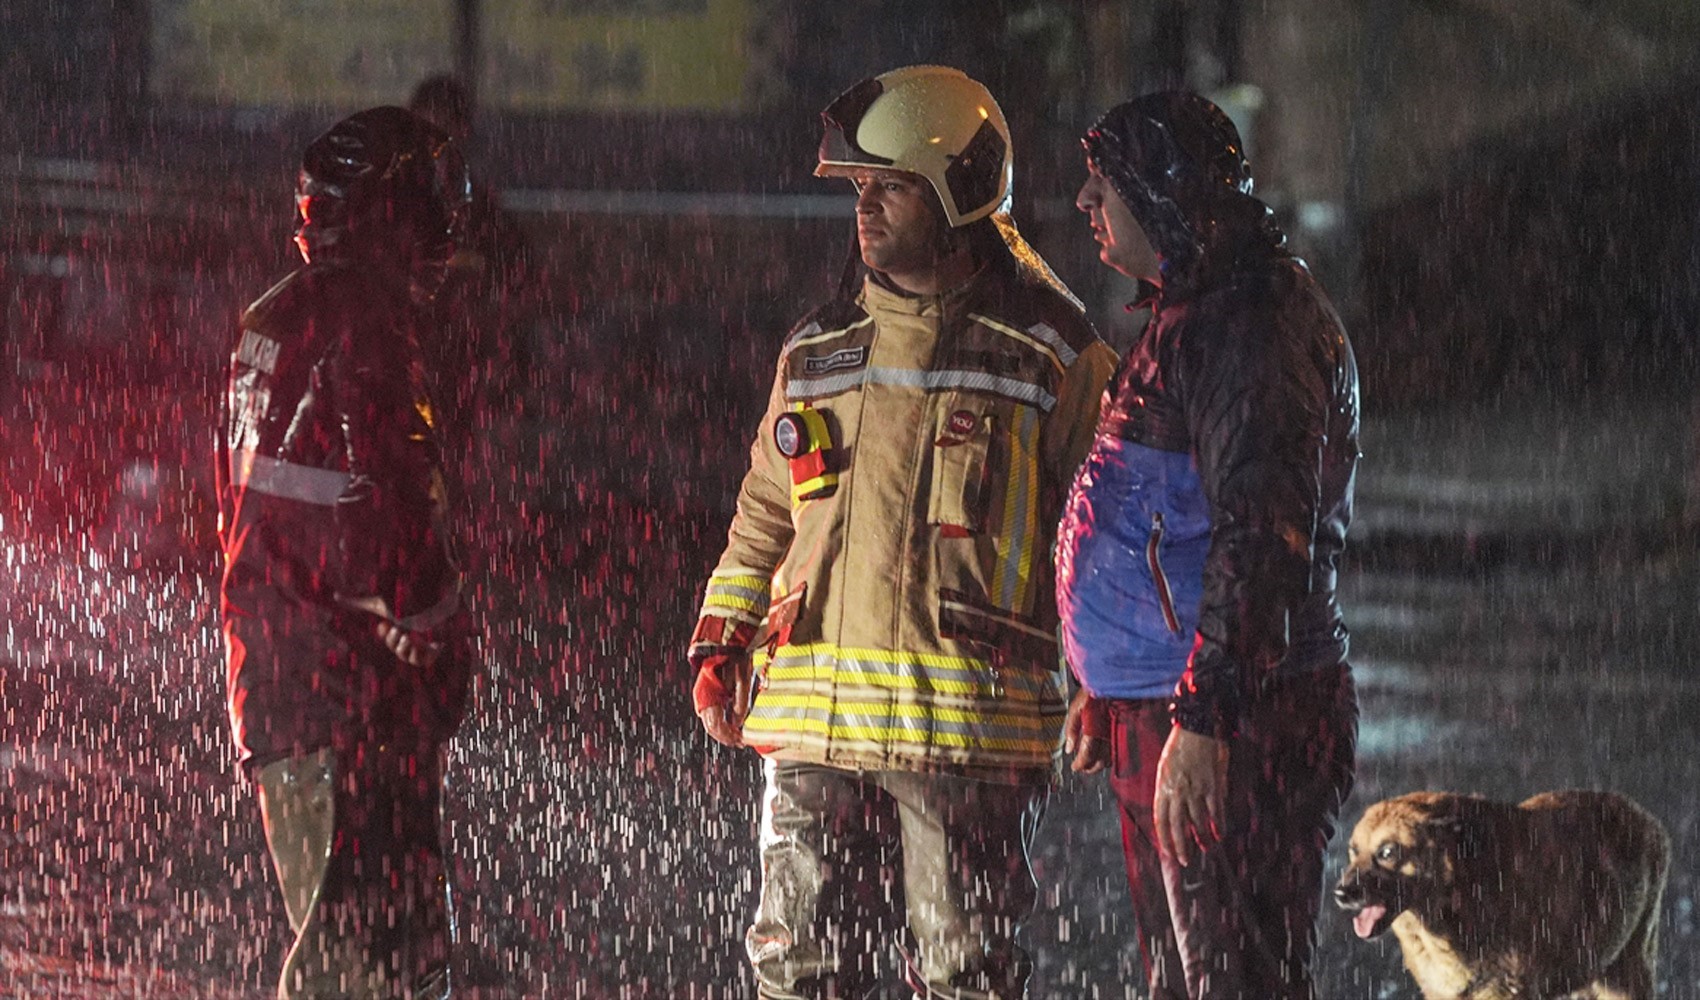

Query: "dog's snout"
<box><xmin>1333</xmin><ymin>880</ymin><xmax>1364</xmax><ymax>909</ymax></box>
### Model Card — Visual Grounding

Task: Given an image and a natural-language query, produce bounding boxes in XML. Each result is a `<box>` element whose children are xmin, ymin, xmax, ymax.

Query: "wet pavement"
<box><xmin>3</xmin><ymin>388</ymin><xmax>1697</xmax><ymax>998</ymax></box>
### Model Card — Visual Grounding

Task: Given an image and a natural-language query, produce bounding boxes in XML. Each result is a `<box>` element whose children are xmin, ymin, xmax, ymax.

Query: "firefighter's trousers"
<box><xmin>748</xmin><ymin>760</ymin><xmax>1048</xmax><ymax>1000</ymax></box>
<box><xmin>256</xmin><ymin>745</ymin><xmax>452</xmax><ymax>1000</ymax></box>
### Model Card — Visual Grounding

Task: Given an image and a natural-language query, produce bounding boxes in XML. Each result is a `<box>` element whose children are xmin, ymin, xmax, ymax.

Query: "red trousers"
<box><xmin>1105</xmin><ymin>666</ymin><xmax>1357</xmax><ymax>1000</ymax></box>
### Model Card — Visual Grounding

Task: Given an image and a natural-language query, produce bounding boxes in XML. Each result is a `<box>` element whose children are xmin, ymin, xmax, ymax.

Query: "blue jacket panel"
<box><xmin>1057</xmin><ymin>434</ymin><xmax>1209</xmax><ymax>699</ymax></box>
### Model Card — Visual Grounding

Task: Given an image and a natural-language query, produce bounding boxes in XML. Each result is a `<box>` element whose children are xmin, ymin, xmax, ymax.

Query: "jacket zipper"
<box><xmin>1146</xmin><ymin>512</ymin><xmax>1182</xmax><ymax>635</ymax></box>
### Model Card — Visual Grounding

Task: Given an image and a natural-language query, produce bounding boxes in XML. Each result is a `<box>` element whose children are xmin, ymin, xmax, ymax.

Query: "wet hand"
<box><xmin>376</xmin><ymin>621</ymin><xmax>443</xmax><ymax>668</ymax></box>
<box><xmin>1063</xmin><ymin>686</ymin><xmax>1109</xmax><ymax>774</ymax></box>
<box><xmin>1154</xmin><ymin>725</ymin><xmax>1228</xmax><ymax>866</ymax></box>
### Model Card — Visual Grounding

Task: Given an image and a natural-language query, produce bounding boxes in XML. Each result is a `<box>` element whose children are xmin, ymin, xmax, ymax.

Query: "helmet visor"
<box><xmin>817</xmin><ymin>77</ymin><xmax>894</xmax><ymax>171</ymax></box>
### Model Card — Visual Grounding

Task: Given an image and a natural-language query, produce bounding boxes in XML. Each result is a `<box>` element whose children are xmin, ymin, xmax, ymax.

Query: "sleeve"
<box><xmin>1171</xmin><ymin>292</ymin><xmax>1326</xmax><ymax>737</ymax></box>
<box><xmin>215</xmin><ymin>363</ymin><xmax>233</xmax><ymax>551</ymax></box>
<box><xmin>330</xmin><ymin>316</ymin><xmax>459</xmax><ymax>626</ymax></box>
<box><xmin>689</xmin><ymin>352</ymin><xmax>797</xmax><ymax>661</ymax></box>
<box><xmin>1041</xmin><ymin>337</ymin><xmax>1116</xmax><ymax>487</ymax></box>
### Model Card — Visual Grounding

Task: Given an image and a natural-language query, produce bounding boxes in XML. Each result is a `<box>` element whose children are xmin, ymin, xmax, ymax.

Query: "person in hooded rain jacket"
<box><xmin>218</xmin><ymin>106</ymin><xmax>475</xmax><ymax>1000</ymax></box>
<box><xmin>1055</xmin><ymin>91</ymin><xmax>1360</xmax><ymax>999</ymax></box>
<box><xmin>688</xmin><ymin>65</ymin><xmax>1116</xmax><ymax>999</ymax></box>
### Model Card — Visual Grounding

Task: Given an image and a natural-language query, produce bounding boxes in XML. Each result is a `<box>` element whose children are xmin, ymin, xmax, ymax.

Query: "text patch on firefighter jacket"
<box><xmin>697</xmin><ymin>268</ymin><xmax>1116</xmax><ymax>780</ymax></box>
<box><xmin>218</xmin><ymin>263</ymin><xmax>470</xmax><ymax>767</ymax></box>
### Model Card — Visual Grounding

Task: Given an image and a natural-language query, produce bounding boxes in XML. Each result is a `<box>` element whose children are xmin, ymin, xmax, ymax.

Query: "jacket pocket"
<box><xmin>1146</xmin><ymin>512</ymin><xmax>1183</xmax><ymax>635</ymax></box>
<box><xmin>938</xmin><ymin>587</ymin><xmax>1056</xmax><ymax>664</ymax></box>
<box><xmin>928</xmin><ymin>401</ymin><xmax>995</xmax><ymax>535</ymax></box>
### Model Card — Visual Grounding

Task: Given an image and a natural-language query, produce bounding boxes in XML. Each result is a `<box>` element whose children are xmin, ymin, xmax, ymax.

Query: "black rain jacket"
<box><xmin>1084</xmin><ymin>93</ymin><xmax>1360</xmax><ymax>736</ymax></box>
<box><xmin>218</xmin><ymin>261</ymin><xmax>470</xmax><ymax>767</ymax></box>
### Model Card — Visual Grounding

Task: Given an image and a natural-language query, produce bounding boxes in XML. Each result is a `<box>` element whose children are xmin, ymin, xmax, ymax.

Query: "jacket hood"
<box><xmin>294</xmin><ymin>106</ymin><xmax>471</xmax><ymax>301</ymax></box>
<box><xmin>1082</xmin><ymin>92</ymin><xmax>1283</xmax><ymax>292</ymax></box>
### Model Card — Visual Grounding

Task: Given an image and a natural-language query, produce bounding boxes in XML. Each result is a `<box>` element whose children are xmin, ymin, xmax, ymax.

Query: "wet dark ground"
<box><xmin>3</xmin><ymin>385</ymin><xmax>1697</xmax><ymax>998</ymax></box>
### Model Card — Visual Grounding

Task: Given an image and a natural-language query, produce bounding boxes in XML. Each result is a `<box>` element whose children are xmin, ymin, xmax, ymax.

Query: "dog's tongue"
<box><xmin>1353</xmin><ymin>905</ymin><xmax>1387</xmax><ymax>939</ymax></box>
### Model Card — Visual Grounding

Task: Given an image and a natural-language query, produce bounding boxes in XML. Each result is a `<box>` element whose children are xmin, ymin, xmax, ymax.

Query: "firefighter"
<box><xmin>217</xmin><ymin>106</ymin><xmax>474</xmax><ymax>1000</ymax></box>
<box><xmin>688</xmin><ymin>65</ymin><xmax>1117</xmax><ymax>999</ymax></box>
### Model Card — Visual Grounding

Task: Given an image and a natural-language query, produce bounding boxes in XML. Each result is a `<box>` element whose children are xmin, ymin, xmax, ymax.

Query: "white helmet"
<box><xmin>816</xmin><ymin>65</ymin><xmax>1013</xmax><ymax>229</ymax></box>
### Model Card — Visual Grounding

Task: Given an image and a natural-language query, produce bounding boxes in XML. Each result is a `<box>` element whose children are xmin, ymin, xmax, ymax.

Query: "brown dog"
<box><xmin>1334</xmin><ymin>790</ymin><xmax>1668</xmax><ymax>999</ymax></box>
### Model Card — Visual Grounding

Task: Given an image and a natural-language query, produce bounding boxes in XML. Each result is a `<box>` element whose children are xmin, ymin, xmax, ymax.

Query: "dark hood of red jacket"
<box><xmin>1082</xmin><ymin>91</ymin><xmax>1286</xmax><ymax>298</ymax></box>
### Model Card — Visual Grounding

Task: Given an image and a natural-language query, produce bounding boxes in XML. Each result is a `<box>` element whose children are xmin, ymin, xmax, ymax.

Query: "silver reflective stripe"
<box><xmin>968</xmin><ymin>312</ymin><xmax>1067</xmax><ymax>372</ymax></box>
<box><xmin>786</xmin><ymin>367</ymin><xmax>1056</xmax><ymax>411</ymax></box>
<box><xmin>1025</xmin><ymin>322</ymin><xmax>1079</xmax><ymax>367</ymax></box>
<box><xmin>781</xmin><ymin>321</ymin><xmax>822</xmax><ymax>352</ymax></box>
<box><xmin>787</xmin><ymin>315</ymin><xmax>873</xmax><ymax>353</ymax></box>
<box><xmin>232</xmin><ymin>450</ymin><xmax>350</xmax><ymax>506</ymax></box>
<box><xmin>707</xmin><ymin>583</ymin><xmax>769</xmax><ymax>605</ymax></box>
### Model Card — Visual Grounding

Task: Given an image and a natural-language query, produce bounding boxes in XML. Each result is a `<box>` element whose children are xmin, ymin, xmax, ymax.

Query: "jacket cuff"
<box><xmin>699</xmin><ymin>569</ymin><xmax>772</xmax><ymax>626</ymax></box>
<box><xmin>1170</xmin><ymin>664</ymin><xmax>1238</xmax><ymax>739</ymax></box>
<box><xmin>687</xmin><ymin>614</ymin><xmax>757</xmax><ymax>667</ymax></box>
<box><xmin>1080</xmin><ymin>695</ymin><xmax>1111</xmax><ymax>741</ymax></box>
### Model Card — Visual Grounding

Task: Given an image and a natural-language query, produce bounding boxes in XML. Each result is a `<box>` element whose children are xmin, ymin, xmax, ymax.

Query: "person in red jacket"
<box><xmin>1058</xmin><ymin>92</ymin><xmax>1360</xmax><ymax>999</ymax></box>
<box><xmin>217</xmin><ymin>106</ymin><xmax>474</xmax><ymax>1000</ymax></box>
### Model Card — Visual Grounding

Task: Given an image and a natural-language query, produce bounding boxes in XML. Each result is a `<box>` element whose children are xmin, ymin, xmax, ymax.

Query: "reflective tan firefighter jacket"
<box><xmin>697</xmin><ymin>267</ymin><xmax>1116</xmax><ymax>780</ymax></box>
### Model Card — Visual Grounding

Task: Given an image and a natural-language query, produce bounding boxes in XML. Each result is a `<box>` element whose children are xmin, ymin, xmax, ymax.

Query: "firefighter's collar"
<box><xmin>862</xmin><ymin>265</ymin><xmax>987</xmax><ymax>316</ymax></box>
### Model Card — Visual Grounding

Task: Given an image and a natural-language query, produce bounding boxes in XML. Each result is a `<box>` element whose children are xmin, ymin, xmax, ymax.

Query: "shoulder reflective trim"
<box><xmin>782</xmin><ymin>321</ymin><xmax>821</xmax><ymax>352</ymax></box>
<box><xmin>786</xmin><ymin>367</ymin><xmax>1056</xmax><ymax>411</ymax></box>
<box><xmin>393</xmin><ymin>583</ymin><xmax>463</xmax><ymax>631</ymax></box>
<box><xmin>230</xmin><ymin>449</ymin><xmax>351</xmax><ymax>506</ymax></box>
<box><xmin>1025</xmin><ymin>321</ymin><xmax>1080</xmax><ymax>367</ymax></box>
<box><xmin>967</xmin><ymin>312</ymin><xmax>1068</xmax><ymax>372</ymax></box>
<box><xmin>785</xmin><ymin>315</ymin><xmax>873</xmax><ymax>354</ymax></box>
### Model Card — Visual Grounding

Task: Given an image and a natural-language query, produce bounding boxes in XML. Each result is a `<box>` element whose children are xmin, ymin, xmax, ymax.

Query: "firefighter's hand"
<box><xmin>1154</xmin><ymin>725</ymin><xmax>1228</xmax><ymax>866</ymax></box>
<box><xmin>694</xmin><ymin>652</ymin><xmax>753</xmax><ymax>748</ymax></box>
<box><xmin>1063</xmin><ymin>686</ymin><xmax>1111</xmax><ymax>774</ymax></box>
<box><xmin>377</xmin><ymin>621</ymin><xmax>443</xmax><ymax>668</ymax></box>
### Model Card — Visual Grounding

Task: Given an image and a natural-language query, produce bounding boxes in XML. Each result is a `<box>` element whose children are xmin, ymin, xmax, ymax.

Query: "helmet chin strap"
<box><xmin>835</xmin><ymin>229</ymin><xmax>862</xmax><ymax>301</ymax></box>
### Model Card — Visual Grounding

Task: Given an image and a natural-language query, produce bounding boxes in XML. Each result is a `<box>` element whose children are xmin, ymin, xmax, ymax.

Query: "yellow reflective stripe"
<box><xmin>791</xmin><ymin>474</ymin><xmax>836</xmax><ymax>504</ymax></box>
<box><xmin>968</xmin><ymin>312</ymin><xmax>1065</xmax><ymax>373</ymax></box>
<box><xmin>762</xmin><ymin>664</ymin><xmax>1053</xmax><ymax>702</ymax></box>
<box><xmin>746</xmin><ymin>727</ymin><xmax>1058</xmax><ymax>762</ymax></box>
<box><xmin>992</xmin><ymin>407</ymin><xmax>1040</xmax><ymax>609</ymax></box>
<box><xmin>741</xmin><ymin>715</ymin><xmax>1053</xmax><ymax>752</ymax></box>
<box><xmin>760</xmin><ymin>642</ymin><xmax>989</xmax><ymax>671</ymax></box>
<box><xmin>755</xmin><ymin>694</ymin><xmax>1050</xmax><ymax>730</ymax></box>
<box><xmin>708</xmin><ymin>572</ymin><xmax>771</xmax><ymax>591</ymax></box>
<box><xmin>704</xmin><ymin>569</ymin><xmax>772</xmax><ymax>622</ymax></box>
<box><xmin>757</xmin><ymin>649</ymin><xmax>1057</xmax><ymax>703</ymax></box>
<box><xmin>763</xmin><ymin>664</ymin><xmax>981</xmax><ymax>696</ymax></box>
<box><xmin>699</xmin><ymin>606</ymin><xmax>764</xmax><ymax>627</ymax></box>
